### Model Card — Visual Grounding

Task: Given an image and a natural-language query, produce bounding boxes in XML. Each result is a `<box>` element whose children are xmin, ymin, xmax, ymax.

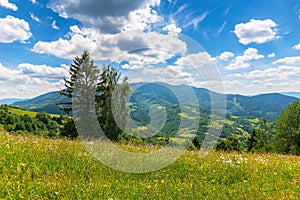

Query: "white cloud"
<box><xmin>216</xmin><ymin>21</ymin><xmax>227</xmax><ymax>36</ymax></box>
<box><xmin>292</xmin><ymin>43</ymin><xmax>300</xmax><ymax>50</ymax></box>
<box><xmin>233</xmin><ymin>19</ymin><xmax>280</xmax><ymax>45</ymax></box>
<box><xmin>138</xmin><ymin>65</ymin><xmax>196</xmax><ymax>86</ymax></box>
<box><xmin>51</xmin><ymin>21</ymin><xmax>59</xmax><ymax>30</ymax></box>
<box><xmin>0</xmin><ymin>62</ymin><xmax>67</xmax><ymax>98</ymax></box>
<box><xmin>227</xmin><ymin>65</ymin><xmax>300</xmax><ymax>94</ymax></box>
<box><xmin>267</xmin><ymin>52</ymin><xmax>276</xmax><ymax>58</ymax></box>
<box><xmin>183</xmin><ymin>11</ymin><xmax>208</xmax><ymax>30</ymax></box>
<box><xmin>0</xmin><ymin>0</ymin><xmax>17</xmax><ymax>11</ymax></box>
<box><xmin>30</xmin><ymin>13</ymin><xmax>40</xmax><ymax>22</ymax></box>
<box><xmin>162</xmin><ymin>23</ymin><xmax>182</xmax><ymax>33</ymax></box>
<box><xmin>245</xmin><ymin>65</ymin><xmax>300</xmax><ymax>81</ymax></box>
<box><xmin>0</xmin><ymin>16</ymin><xmax>32</xmax><ymax>43</ymax></box>
<box><xmin>175</xmin><ymin>52</ymin><xmax>214</xmax><ymax>69</ymax></box>
<box><xmin>32</xmin><ymin>25</ymin><xmax>100</xmax><ymax>59</ymax></box>
<box><xmin>30</xmin><ymin>0</ymin><xmax>37</xmax><ymax>4</ymax></box>
<box><xmin>217</xmin><ymin>51</ymin><xmax>234</xmax><ymax>61</ymax></box>
<box><xmin>48</xmin><ymin>0</ymin><xmax>161</xmax><ymax>34</ymax></box>
<box><xmin>173</xmin><ymin>52</ymin><xmax>221</xmax><ymax>82</ymax></box>
<box><xmin>272</xmin><ymin>56</ymin><xmax>300</xmax><ymax>65</ymax></box>
<box><xmin>0</xmin><ymin>63</ymin><xmax>23</xmax><ymax>81</ymax></box>
<box><xmin>18</xmin><ymin>63</ymin><xmax>69</xmax><ymax>78</ymax></box>
<box><xmin>32</xmin><ymin>26</ymin><xmax>187</xmax><ymax>65</ymax></box>
<box><xmin>121</xmin><ymin>51</ymin><xmax>221</xmax><ymax>92</ymax></box>
<box><xmin>225</xmin><ymin>48</ymin><xmax>264</xmax><ymax>70</ymax></box>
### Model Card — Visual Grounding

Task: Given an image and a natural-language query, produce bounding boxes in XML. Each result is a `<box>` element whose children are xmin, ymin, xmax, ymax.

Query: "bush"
<box><xmin>216</xmin><ymin>135</ymin><xmax>243</xmax><ymax>152</ymax></box>
<box><xmin>60</xmin><ymin>118</ymin><xmax>78</xmax><ymax>138</ymax></box>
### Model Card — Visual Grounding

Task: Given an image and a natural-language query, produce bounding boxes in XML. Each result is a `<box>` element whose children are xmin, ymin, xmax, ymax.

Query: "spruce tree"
<box><xmin>96</xmin><ymin>65</ymin><xmax>130</xmax><ymax>141</ymax></box>
<box><xmin>275</xmin><ymin>101</ymin><xmax>300</xmax><ymax>154</ymax></box>
<box><xmin>57</xmin><ymin>50</ymin><xmax>97</xmax><ymax>114</ymax></box>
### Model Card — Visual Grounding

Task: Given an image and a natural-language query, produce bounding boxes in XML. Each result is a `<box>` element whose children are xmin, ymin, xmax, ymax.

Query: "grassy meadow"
<box><xmin>0</xmin><ymin>132</ymin><xmax>299</xmax><ymax>199</ymax></box>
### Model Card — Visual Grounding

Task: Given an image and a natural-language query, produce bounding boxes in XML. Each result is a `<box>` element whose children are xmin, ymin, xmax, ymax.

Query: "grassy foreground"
<box><xmin>0</xmin><ymin>133</ymin><xmax>299</xmax><ymax>199</ymax></box>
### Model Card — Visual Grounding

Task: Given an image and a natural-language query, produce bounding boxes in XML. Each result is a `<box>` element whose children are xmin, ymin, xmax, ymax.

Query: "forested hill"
<box><xmin>12</xmin><ymin>91</ymin><xmax>69</xmax><ymax>115</ymax></box>
<box><xmin>10</xmin><ymin>82</ymin><xmax>299</xmax><ymax>121</ymax></box>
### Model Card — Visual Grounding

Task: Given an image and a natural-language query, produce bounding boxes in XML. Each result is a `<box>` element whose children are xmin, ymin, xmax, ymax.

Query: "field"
<box><xmin>7</xmin><ymin>107</ymin><xmax>38</xmax><ymax>118</ymax></box>
<box><xmin>7</xmin><ymin>107</ymin><xmax>60</xmax><ymax>118</ymax></box>
<box><xmin>0</xmin><ymin>132</ymin><xmax>299</xmax><ymax>199</ymax></box>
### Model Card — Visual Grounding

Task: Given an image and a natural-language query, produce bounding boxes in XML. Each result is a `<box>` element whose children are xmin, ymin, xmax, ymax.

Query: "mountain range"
<box><xmin>5</xmin><ymin>82</ymin><xmax>299</xmax><ymax>122</ymax></box>
<box><xmin>0</xmin><ymin>98</ymin><xmax>28</xmax><ymax>105</ymax></box>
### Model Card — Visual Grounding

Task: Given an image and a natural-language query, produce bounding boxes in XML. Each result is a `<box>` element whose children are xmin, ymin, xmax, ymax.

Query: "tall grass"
<box><xmin>0</xmin><ymin>133</ymin><xmax>299</xmax><ymax>199</ymax></box>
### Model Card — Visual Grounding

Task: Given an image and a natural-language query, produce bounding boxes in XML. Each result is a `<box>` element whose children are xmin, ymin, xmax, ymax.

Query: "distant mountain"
<box><xmin>11</xmin><ymin>83</ymin><xmax>299</xmax><ymax>121</ymax></box>
<box><xmin>226</xmin><ymin>93</ymin><xmax>298</xmax><ymax>121</ymax></box>
<box><xmin>0</xmin><ymin>98</ymin><xmax>28</xmax><ymax>105</ymax></box>
<box><xmin>252</xmin><ymin>93</ymin><xmax>298</xmax><ymax>105</ymax></box>
<box><xmin>280</xmin><ymin>92</ymin><xmax>300</xmax><ymax>99</ymax></box>
<box><xmin>12</xmin><ymin>91</ymin><xmax>69</xmax><ymax>114</ymax></box>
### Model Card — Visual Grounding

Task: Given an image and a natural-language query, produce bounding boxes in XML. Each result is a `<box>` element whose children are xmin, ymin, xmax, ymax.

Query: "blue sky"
<box><xmin>0</xmin><ymin>0</ymin><xmax>300</xmax><ymax>98</ymax></box>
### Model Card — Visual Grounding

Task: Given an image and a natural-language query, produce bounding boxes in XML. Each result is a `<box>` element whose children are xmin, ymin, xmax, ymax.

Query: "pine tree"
<box><xmin>58</xmin><ymin>51</ymin><xmax>130</xmax><ymax>141</ymax></box>
<box><xmin>275</xmin><ymin>101</ymin><xmax>300</xmax><ymax>154</ymax></box>
<box><xmin>57</xmin><ymin>50</ymin><xmax>97</xmax><ymax>114</ymax></box>
<box><xmin>248</xmin><ymin>118</ymin><xmax>272</xmax><ymax>153</ymax></box>
<box><xmin>96</xmin><ymin>65</ymin><xmax>130</xmax><ymax>141</ymax></box>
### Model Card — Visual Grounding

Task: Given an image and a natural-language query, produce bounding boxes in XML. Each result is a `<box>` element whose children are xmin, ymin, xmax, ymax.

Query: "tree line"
<box><xmin>216</xmin><ymin>100</ymin><xmax>300</xmax><ymax>155</ymax></box>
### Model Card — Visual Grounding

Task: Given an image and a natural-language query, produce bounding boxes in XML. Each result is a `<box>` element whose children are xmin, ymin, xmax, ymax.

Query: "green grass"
<box><xmin>7</xmin><ymin>106</ymin><xmax>60</xmax><ymax>118</ymax></box>
<box><xmin>0</xmin><ymin>133</ymin><xmax>299</xmax><ymax>199</ymax></box>
<box><xmin>8</xmin><ymin>107</ymin><xmax>38</xmax><ymax>118</ymax></box>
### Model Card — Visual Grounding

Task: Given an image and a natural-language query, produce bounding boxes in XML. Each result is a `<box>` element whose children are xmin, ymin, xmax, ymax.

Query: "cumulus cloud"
<box><xmin>245</xmin><ymin>66</ymin><xmax>300</xmax><ymax>81</ymax></box>
<box><xmin>0</xmin><ymin>0</ymin><xmax>18</xmax><ymax>11</ymax></box>
<box><xmin>48</xmin><ymin>0</ymin><xmax>161</xmax><ymax>33</ymax></box>
<box><xmin>0</xmin><ymin>63</ymin><xmax>23</xmax><ymax>81</ymax></box>
<box><xmin>225</xmin><ymin>48</ymin><xmax>264</xmax><ymax>70</ymax></box>
<box><xmin>162</xmin><ymin>23</ymin><xmax>182</xmax><ymax>33</ymax></box>
<box><xmin>119</xmin><ymin>50</ymin><xmax>221</xmax><ymax>92</ymax></box>
<box><xmin>32</xmin><ymin>26</ymin><xmax>187</xmax><ymax>65</ymax></box>
<box><xmin>233</xmin><ymin>19</ymin><xmax>280</xmax><ymax>45</ymax></box>
<box><xmin>32</xmin><ymin>25</ymin><xmax>100</xmax><ymax>59</ymax></box>
<box><xmin>217</xmin><ymin>51</ymin><xmax>234</xmax><ymax>61</ymax></box>
<box><xmin>0</xmin><ymin>16</ymin><xmax>32</xmax><ymax>43</ymax></box>
<box><xmin>272</xmin><ymin>56</ymin><xmax>300</xmax><ymax>66</ymax></box>
<box><xmin>227</xmin><ymin>65</ymin><xmax>300</xmax><ymax>94</ymax></box>
<box><xmin>175</xmin><ymin>52</ymin><xmax>214</xmax><ymax>69</ymax></box>
<box><xmin>267</xmin><ymin>52</ymin><xmax>276</xmax><ymax>58</ymax></box>
<box><xmin>18</xmin><ymin>63</ymin><xmax>69</xmax><ymax>78</ymax></box>
<box><xmin>292</xmin><ymin>43</ymin><xmax>300</xmax><ymax>50</ymax></box>
<box><xmin>0</xmin><ymin>62</ymin><xmax>67</xmax><ymax>98</ymax></box>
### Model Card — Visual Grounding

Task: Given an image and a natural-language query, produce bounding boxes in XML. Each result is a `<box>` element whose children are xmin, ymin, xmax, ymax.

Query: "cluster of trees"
<box><xmin>57</xmin><ymin>50</ymin><xmax>130</xmax><ymax>141</ymax></box>
<box><xmin>0</xmin><ymin>105</ymin><xmax>62</xmax><ymax>137</ymax></box>
<box><xmin>216</xmin><ymin>101</ymin><xmax>300</xmax><ymax>155</ymax></box>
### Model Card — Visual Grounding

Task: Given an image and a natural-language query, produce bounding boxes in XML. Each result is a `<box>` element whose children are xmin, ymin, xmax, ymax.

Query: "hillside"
<box><xmin>12</xmin><ymin>91</ymin><xmax>69</xmax><ymax>114</ymax></box>
<box><xmin>1</xmin><ymin>133</ymin><xmax>299</xmax><ymax>199</ymax></box>
<box><xmin>12</xmin><ymin>82</ymin><xmax>299</xmax><ymax>121</ymax></box>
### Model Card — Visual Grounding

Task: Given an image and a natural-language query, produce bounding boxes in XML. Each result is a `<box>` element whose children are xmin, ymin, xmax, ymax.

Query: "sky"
<box><xmin>0</xmin><ymin>0</ymin><xmax>300</xmax><ymax>98</ymax></box>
